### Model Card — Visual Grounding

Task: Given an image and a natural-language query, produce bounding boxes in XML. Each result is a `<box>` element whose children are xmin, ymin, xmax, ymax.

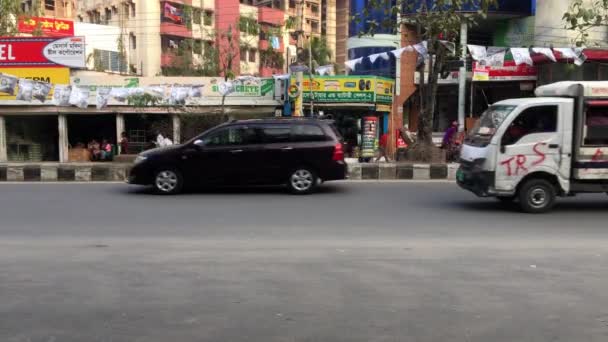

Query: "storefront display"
<box><xmin>361</xmin><ymin>116</ymin><xmax>378</xmax><ymax>158</ymax></box>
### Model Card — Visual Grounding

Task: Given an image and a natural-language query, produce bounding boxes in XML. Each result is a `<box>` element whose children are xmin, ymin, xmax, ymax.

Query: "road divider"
<box><xmin>0</xmin><ymin>163</ymin><xmax>459</xmax><ymax>182</ymax></box>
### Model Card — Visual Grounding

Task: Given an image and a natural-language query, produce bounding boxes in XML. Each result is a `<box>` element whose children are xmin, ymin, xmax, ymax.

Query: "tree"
<box><xmin>299</xmin><ymin>36</ymin><xmax>333</xmax><ymax>73</ymax></box>
<box><xmin>563</xmin><ymin>0</ymin><xmax>608</xmax><ymax>46</ymax></box>
<box><xmin>354</xmin><ymin>0</ymin><xmax>497</xmax><ymax>161</ymax></box>
<box><xmin>0</xmin><ymin>0</ymin><xmax>40</xmax><ymax>36</ymax></box>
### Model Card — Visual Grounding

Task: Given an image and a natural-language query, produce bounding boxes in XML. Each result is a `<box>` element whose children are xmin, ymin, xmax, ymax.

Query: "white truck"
<box><xmin>457</xmin><ymin>81</ymin><xmax>608</xmax><ymax>213</ymax></box>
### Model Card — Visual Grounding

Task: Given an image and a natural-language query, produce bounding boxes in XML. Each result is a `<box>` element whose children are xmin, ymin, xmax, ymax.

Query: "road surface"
<box><xmin>1</xmin><ymin>182</ymin><xmax>608</xmax><ymax>342</ymax></box>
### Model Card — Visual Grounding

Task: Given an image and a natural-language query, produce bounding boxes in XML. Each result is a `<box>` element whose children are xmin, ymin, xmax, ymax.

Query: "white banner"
<box><xmin>510</xmin><ymin>48</ymin><xmax>533</xmax><ymax>66</ymax></box>
<box><xmin>344</xmin><ymin>57</ymin><xmax>363</xmax><ymax>70</ymax></box>
<box><xmin>532</xmin><ymin>47</ymin><xmax>557</xmax><ymax>62</ymax></box>
<box><xmin>467</xmin><ymin>45</ymin><xmax>487</xmax><ymax>61</ymax></box>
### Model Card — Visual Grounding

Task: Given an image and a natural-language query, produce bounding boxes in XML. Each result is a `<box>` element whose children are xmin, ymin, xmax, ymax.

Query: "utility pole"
<box><xmin>293</xmin><ymin>0</ymin><xmax>305</xmax><ymax>117</ymax></box>
<box><xmin>457</xmin><ymin>21</ymin><xmax>468</xmax><ymax>133</ymax></box>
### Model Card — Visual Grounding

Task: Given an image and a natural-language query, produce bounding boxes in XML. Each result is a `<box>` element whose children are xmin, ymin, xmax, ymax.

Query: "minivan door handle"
<box><xmin>281</xmin><ymin>146</ymin><xmax>294</xmax><ymax>151</ymax></box>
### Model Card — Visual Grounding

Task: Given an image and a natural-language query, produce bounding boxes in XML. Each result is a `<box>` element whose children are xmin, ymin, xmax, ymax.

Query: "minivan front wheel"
<box><xmin>154</xmin><ymin>169</ymin><xmax>183</xmax><ymax>195</ymax></box>
<box><xmin>288</xmin><ymin>168</ymin><xmax>317</xmax><ymax>194</ymax></box>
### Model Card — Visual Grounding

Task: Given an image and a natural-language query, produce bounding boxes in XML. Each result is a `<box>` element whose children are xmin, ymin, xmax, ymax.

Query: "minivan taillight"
<box><xmin>332</xmin><ymin>143</ymin><xmax>344</xmax><ymax>161</ymax></box>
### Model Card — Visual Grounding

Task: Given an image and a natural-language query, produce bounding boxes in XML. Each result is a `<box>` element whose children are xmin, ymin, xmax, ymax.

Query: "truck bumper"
<box><xmin>456</xmin><ymin>166</ymin><xmax>496</xmax><ymax>197</ymax></box>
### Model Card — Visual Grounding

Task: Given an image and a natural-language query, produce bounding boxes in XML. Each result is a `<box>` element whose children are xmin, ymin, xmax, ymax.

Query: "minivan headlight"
<box><xmin>134</xmin><ymin>155</ymin><xmax>147</xmax><ymax>164</ymax></box>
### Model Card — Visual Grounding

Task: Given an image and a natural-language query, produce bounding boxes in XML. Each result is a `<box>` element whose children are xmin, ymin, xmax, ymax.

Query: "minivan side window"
<box><xmin>202</xmin><ymin>126</ymin><xmax>262</xmax><ymax>146</ymax></box>
<box><xmin>291</xmin><ymin>124</ymin><xmax>327</xmax><ymax>142</ymax></box>
<box><xmin>502</xmin><ymin>105</ymin><xmax>558</xmax><ymax>146</ymax></box>
<box><xmin>262</xmin><ymin>126</ymin><xmax>291</xmax><ymax>143</ymax></box>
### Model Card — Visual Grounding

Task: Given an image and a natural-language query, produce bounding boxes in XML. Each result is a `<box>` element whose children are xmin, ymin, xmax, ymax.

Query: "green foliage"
<box><xmin>260</xmin><ymin>46</ymin><xmax>285</xmax><ymax>68</ymax></box>
<box><xmin>285</xmin><ymin>16</ymin><xmax>297</xmax><ymax>30</ymax></box>
<box><xmin>1</xmin><ymin>0</ymin><xmax>40</xmax><ymax>36</ymax></box>
<box><xmin>563</xmin><ymin>0</ymin><xmax>608</xmax><ymax>46</ymax></box>
<box><xmin>203</xmin><ymin>11</ymin><xmax>213</xmax><ymax>26</ymax></box>
<box><xmin>353</xmin><ymin>0</ymin><xmax>497</xmax><ymax>146</ymax></box>
<box><xmin>128</xmin><ymin>94</ymin><xmax>161</xmax><ymax>107</ymax></box>
<box><xmin>193</xmin><ymin>8</ymin><xmax>202</xmax><ymax>25</ymax></box>
<box><xmin>182</xmin><ymin>6</ymin><xmax>193</xmax><ymax>30</ymax></box>
<box><xmin>239</xmin><ymin>16</ymin><xmax>260</xmax><ymax>35</ymax></box>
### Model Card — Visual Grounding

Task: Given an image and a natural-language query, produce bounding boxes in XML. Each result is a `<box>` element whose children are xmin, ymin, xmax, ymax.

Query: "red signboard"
<box><xmin>18</xmin><ymin>17</ymin><xmax>74</xmax><ymax>37</ymax></box>
<box><xmin>472</xmin><ymin>61</ymin><xmax>537</xmax><ymax>81</ymax></box>
<box><xmin>0</xmin><ymin>37</ymin><xmax>85</xmax><ymax>68</ymax></box>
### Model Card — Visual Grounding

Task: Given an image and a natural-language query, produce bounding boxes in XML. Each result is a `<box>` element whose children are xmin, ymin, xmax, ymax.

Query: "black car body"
<box><xmin>128</xmin><ymin>118</ymin><xmax>347</xmax><ymax>194</ymax></box>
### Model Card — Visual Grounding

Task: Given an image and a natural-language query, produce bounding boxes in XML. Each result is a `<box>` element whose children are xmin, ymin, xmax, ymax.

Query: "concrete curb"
<box><xmin>0</xmin><ymin>163</ymin><xmax>458</xmax><ymax>182</ymax></box>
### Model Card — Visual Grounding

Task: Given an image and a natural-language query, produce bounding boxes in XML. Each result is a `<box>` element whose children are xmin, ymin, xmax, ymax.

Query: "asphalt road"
<box><xmin>1</xmin><ymin>182</ymin><xmax>608</xmax><ymax>342</ymax></box>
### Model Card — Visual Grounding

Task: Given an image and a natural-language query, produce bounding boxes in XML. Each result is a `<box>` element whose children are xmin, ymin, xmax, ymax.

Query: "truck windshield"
<box><xmin>466</xmin><ymin>105</ymin><xmax>516</xmax><ymax>147</ymax></box>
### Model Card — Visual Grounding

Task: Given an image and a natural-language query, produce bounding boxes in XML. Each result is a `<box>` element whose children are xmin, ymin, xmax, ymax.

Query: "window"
<box><xmin>249</xmin><ymin>49</ymin><xmax>256</xmax><ymax>62</ymax></box>
<box><xmin>240</xmin><ymin>47</ymin><xmax>248</xmax><ymax>61</ymax></box>
<box><xmin>202</xmin><ymin>127</ymin><xmax>262</xmax><ymax>146</ymax></box>
<box><xmin>289</xmin><ymin>0</ymin><xmax>295</xmax><ymax>8</ymax></box>
<box><xmin>263</xmin><ymin>126</ymin><xmax>291</xmax><ymax>143</ymax></box>
<box><xmin>129</xmin><ymin>33</ymin><xmax>136</xmax><ymax>50</ymax></box>
<box><xmin>44</xmin><ymin>0</ymin><xmax>55</xmax><ymax>11</ymax></box>
<box><xmin>112</xmin><ymin>6</ymin><xmax>118</xmax><ymax>15</ymax></box>
<box><xmin>203</xmin><ymin>11</ymin><xmax>213</xmax><ymax>26</ymax></box>
<box><xmin>291</xmin><ymin>124</ymin><xmax>327</xmax><ymax>142</ymax></box>
<box><xmin>21</xmin><ymin>0</ymin><xmax>33</xmax><ymax>12</ymax></box>
<box><xmin>130</xmin><ymin>3</ymin><xmax>136</xmax><ymax>17</ymax></box>
<box><xmin>193</xmin><ymin>40</ymin><xmax>203</xmax><ymax>54</ymax></box>
<box><xmin>105</xmin><ymin>8</ymin><xmax>112</xmax><ymax>22</ymax></box>
<box><xmin>502</xmin><ymin>106</ymin><xmax>558</xmax><ymax>146</ymax></box>
<box><xmin>584</xmin><ymin>107</ymin><xmax>608</xmax><ymax>145</ymax></box>
<box><xmin>77</xmin><ymin>15</ymin><xmax>83</xmax><ymax>22</ymax></box>
<box><xmin>193</xmin><ymin>8</ymin><xmax>202</xmax><ymax>24</ymax></box>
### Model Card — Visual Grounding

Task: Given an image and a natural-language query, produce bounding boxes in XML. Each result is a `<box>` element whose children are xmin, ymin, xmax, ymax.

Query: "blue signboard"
<box><xmin>401</xmin><ymin>0</ymin><xmax>535</xmax><ymax>15</ymax></box>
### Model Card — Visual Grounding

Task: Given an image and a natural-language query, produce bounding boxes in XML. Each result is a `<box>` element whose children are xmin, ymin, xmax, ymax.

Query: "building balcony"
<box><xmin>258</xmin><ymin>7</ymin><xmax>285</xmax><ymax>26</ymax></box>
<box><xmin>161</xmin><ymin>52</ymin><xmax>187</xmax><ymax>67</ymax></box>
<box><xmin>163</xmin><ymin>0</ymin><xmax>193</xmax><ymax>5</ymax></box>
<box><xmin>160</xmin><ymin>22</ymin><xmax>192</xmax><ymax>38</ymax></box>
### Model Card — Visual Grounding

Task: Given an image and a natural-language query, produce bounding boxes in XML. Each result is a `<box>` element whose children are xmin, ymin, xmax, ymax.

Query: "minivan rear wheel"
<box><xmin>154</xmin><ymin>169</ymin><xmax>183</xmax><ymax>195</ymax></box>
<box><xmin>287</xmin><ymin>168</ymin><xmax>317</xmax><ymax>194</ymax></box>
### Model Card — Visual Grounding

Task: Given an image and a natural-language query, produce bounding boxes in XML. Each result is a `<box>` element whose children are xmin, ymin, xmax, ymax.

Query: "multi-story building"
<box><xmin>75</xmin><ymin>0</ymin><xmax>288</xmax><ymax>77</ymax></box>
<box><xmin>21</xmin><ymin>0</ymin><xmax>76</xmax><ymax>19</ymax></box>
<box><xmin>253</xmin><ymin>0</ymin><xmax>339</xmax><ymax>67</ymax></box>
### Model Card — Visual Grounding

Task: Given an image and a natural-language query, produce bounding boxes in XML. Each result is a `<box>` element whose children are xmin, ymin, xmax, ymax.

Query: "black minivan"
<box><xmin>128</xmin><ymin>118</ymin><xmax>347</xmax><ymax>194</ymax></box>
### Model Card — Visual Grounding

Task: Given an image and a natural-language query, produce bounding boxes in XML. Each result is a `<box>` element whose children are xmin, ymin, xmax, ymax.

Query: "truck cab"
<box><xmin>457</xmin><ymin>81</ymin><xmax>608</xmax><ymax>213</ymax></box>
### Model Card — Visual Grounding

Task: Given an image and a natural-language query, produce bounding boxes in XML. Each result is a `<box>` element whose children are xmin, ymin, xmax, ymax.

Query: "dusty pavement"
<box><xmin>1</xmin><ymin>182</ymin><xmax>608</xmax><ymax>342</ymax></box>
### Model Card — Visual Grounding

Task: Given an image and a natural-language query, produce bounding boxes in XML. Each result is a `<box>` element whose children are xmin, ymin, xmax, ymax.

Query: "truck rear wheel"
<box><xmin>518</xmin><ymin>179</ymin><xmax>556</xmax><ymax>214</ymax></box>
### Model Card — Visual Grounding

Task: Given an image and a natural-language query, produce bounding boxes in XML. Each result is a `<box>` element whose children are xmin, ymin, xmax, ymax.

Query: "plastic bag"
<box><xmin>69</xmin><ymin>86</ymin><xmax>90</xmax><ymax>109</ymax></box>
<box><xmin>0</xmin><ymin>74</ymin><xmax>18</xmax><ymax>95</ymax></box>
<box><xmin>170</xmin><ymin>86</ymin><xmax>189</xmax><ymax>105</ymax></box>
<box><xmin>16</xmin><ymin>79</ymin><xmax>34</xmax><ymax>102</ymax></box>
<box><xmin>188</xmin><ymin>85</ymin><xmax>203</xmax><ymax>98</ymax></box>
<box><xmin>32</xmin><ymin>82</ymin><xmax>52</xmax><ymax>102</ymax></box>
<box><xmin>110</xmin><ymin>87</ymin><xmax>129</xmax><ymax>102</ymax></box>
<box><xmin>53</xmin><ymin>85</ymin><xmax>72</xmax><ymax>106</ymax></box>
<box><xmin>128</xmin><ymin>87</ymin><xmax>145</xmax><ymax>97</ymax></box>
<box><xmin>218</xmin><ymin>81</ymin><xmax>234</xmax><ymax>96</ymax></box>
<box><xmin>96</xmin><ymin>87</ymin><xmax>111</xmax><ymax>109</ymax></box>
<box><xmin>145</xmin><ymin>86</ymin><xmax>165</xmax><ymax>99</ymax></box>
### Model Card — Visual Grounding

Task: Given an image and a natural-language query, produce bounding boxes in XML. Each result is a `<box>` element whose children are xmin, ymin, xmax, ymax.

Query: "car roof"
<box><xmin>228</xmin><ymin>118</ymin><xmax>333</xmax><ymax>125</ymax></box>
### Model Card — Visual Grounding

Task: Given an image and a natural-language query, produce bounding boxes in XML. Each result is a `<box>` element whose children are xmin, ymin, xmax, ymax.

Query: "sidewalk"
<box><xmin>0</xmin><ymin>162</ymin><xmax>459</xmax><ymax>182</ymax></box>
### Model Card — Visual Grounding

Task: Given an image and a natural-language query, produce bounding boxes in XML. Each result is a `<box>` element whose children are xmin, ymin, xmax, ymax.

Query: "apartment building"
<box><xmin>252</xmin><ymin>0</ymin><xmax>338</xmax><ymax>66</ymax></box>
<box><xmin>21</xmin><ymin>0</ymin><xmax>76</xmax><ymax>19</ymax></box>
<box><xmin>75</xmin><ymin>0</ymin><xmax>287</xmax><ymax>77</ymax></box>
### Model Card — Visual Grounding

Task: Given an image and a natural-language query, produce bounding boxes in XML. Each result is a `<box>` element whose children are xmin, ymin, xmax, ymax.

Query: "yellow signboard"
<box><xmin>290</xmin><ymin>76</ymin><xmax>394</xmax><ymax>104</ymax></box>
<box><xmin>0</xmin><ymin>67</ymin><xmax>70</xmax><ymax>100</ymax></box>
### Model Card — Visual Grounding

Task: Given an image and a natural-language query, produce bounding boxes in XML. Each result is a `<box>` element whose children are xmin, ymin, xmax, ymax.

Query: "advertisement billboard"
<box><xmin>0</xmin><ymin>67</ymin><xmax>70</xmax><ymax>100</ymax></box>
<box><xmin>289</xmin><ymin>76</ymin><xmax>394</xmax><ymax>104</ymax></box>
<box><xmin>0</xmin><ymin>37</ymin><xmax>85</xmax><ymax>68</ymax></box>
<box><xmin>472</xmin><ymin>61</ymin><xmax>537</xmax><ymax>81</ymax></box>
<box><xmin>18</xmin><ymin>17</ymin><xmax>74</xmax><ymax>37</ymax></box>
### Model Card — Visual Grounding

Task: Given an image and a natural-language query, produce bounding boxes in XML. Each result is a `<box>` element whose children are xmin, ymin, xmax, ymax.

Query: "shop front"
<box><xmin>288</xmin><ymin>75</ymin><xmax>395</xmax><ymax>159</ymax></box>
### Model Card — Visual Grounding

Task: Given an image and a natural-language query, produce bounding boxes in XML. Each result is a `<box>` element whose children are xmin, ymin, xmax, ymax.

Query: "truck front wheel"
<box><xmin>518</xmin><ymin>179</ymin><xmax>557</xmax><ymax>214</ymax></box>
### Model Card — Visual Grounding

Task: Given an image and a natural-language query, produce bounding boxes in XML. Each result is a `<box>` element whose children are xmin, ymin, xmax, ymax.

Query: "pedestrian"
<box><xmin>156</xmin><ymin>133</ymin><xmax>165</xmax><ymax>147</ymax></box>
<box><xmin>375</xmin><ymin>131</ymin><xmax>390</xmax><ymax>163</ymax></box>
<box><xmin>442</xmin><ymin>121</ymin><xmax>460</xmax><ymax>162</ymax></box>
<box><xmin>119</xmin><ymin>131</ymin><xmax>129</xmax><ymax>154</ymax></box>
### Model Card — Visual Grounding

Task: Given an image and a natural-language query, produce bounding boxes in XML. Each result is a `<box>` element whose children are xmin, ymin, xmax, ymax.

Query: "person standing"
<box><xmin>119</xmin><ymin>132</ymin><xmax>129</xmax><ymax>154</ymax></box>
<box><xmin>375</xmin><ymin>131</ymin><xmax>390</xmax><ymax>163</ymax></box>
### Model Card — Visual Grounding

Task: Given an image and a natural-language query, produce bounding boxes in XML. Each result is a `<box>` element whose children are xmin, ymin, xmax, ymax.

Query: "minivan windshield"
<box><xmin>466</xmin><ymin>105</ymin><xmax>516</xmax><ymax>147</ymax></box>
